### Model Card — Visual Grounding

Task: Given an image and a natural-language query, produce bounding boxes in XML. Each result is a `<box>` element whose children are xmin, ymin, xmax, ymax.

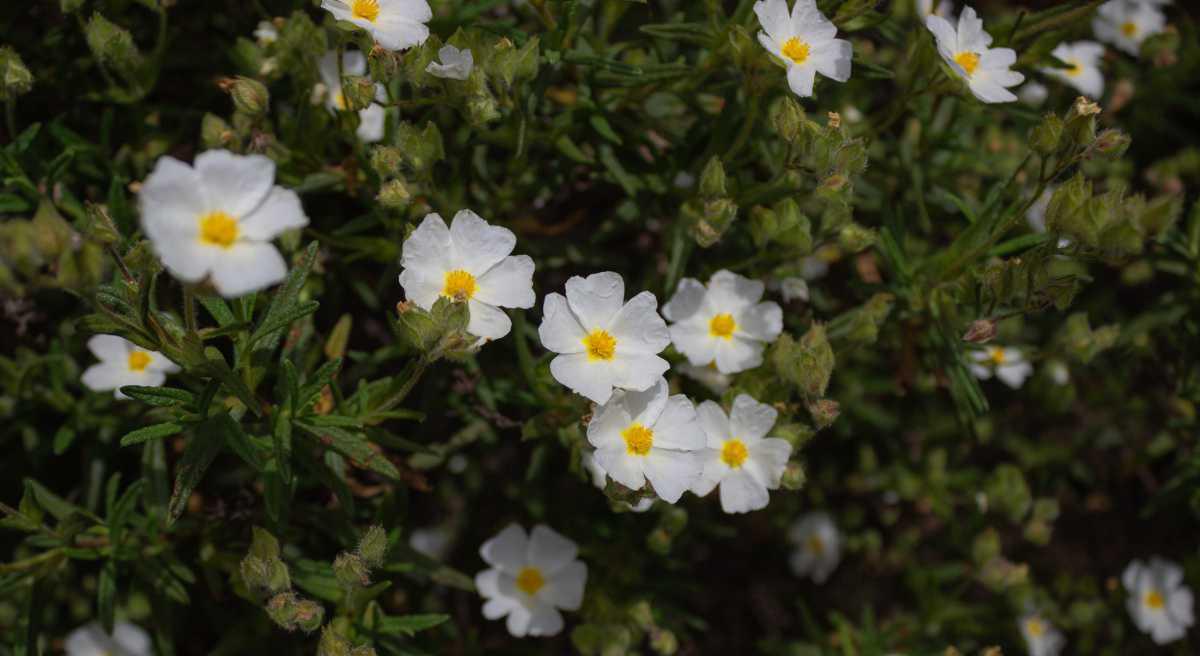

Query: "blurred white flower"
<box><xmin>1047</xmin><ymin>360</ymin><xmax>1071</xmax><ymax>386</ymax></box>
<box><xmin>253</xmin><ymin>20</ymin><xmax>278</xmax><ymax>45</ymax></box>
<box><xmin>426</xmin><ymin>45</ymin><xmax>474</xmax><ymax>80</ymax></box>
<box><xmin>81</xmin><ymin>335</ymin><xmax>179</xmax><ymax>400</ymax></box>
<box><xmin>317</xmin><ymin>50</ymin><xmax>387</xmax><ymax>143</ymax></box>
<box><xmin>1123</xmin><ymin>556</ymin><xmax>1194</xmax><ymax>644</ymax></box>
<box><xmin>65</xmin><ymin>621</ymin><xmax>151</xmax><ymax>656</ymax></box>
<box><xmin>753</xmin><ymin>0</ymin><xmax>853</xmax><ymax>98</ymax></box>
<box><xmin>691</xmin><ymin>395</ymin><xmax>792</xmax><ymax>514</ymax></box>
<box><xmin>926</xmin><ymin>6</ymin><xmax>1024</xmax><ymax>103</ymax></box>
<box><xmin>801</xmin><ymin>254</ymin><xmax>830</xmax><ymax>280</ymax></box>
<box><xmin>399</xmin><ymin>210</ymin><xmax>535</xmax><ymax>343</ymax></box>
<box><xmin>663</xmin><ymin>270</ymin><xmax>783</xmax><ymax>375</ymax></box>
<box><xmin>788</xmin><ymin>512</ymin><xmax>840</xmax><ymax>583</ymax></box>
<box><xmin>139</xmin><ymin>150</ymin><xmax>308</xmax><ymax>297</ymax></box>
<box><xmin>1094</xmin><ymin>0</ymin><xmax>1166</xmax><ymax>57</ymax></box>
<box><xmin>586</xmin><ymin>378</ymin><xmax>703</xmax><ymax>503</ymax></box>
<box><xmin>1019</xmin><ymin>81</ymin><xmax>1049</xmax><ymax>106</ymax></box>
<box><xmin>969</xmin><ymin>345</ymin><xmax>1033</xmax><ymax>389</ymax></box>
<box><xmin>1043</xmin><ymin>41</ymin><xmax>1105</xmax><ymax>98</ymax></box>
<box><xmin>409</xmin><ymin>525</ymin><xmax>452</xmax><ymax>560</ymax></box>
<box><xmin>476</xmin><ymin>524</ymin><xmax>587</xmax><ymax>638</ymax></box>
<box><xmin>538</xmin><ymin>271</ymin><xmax>670</xmax><ymax>404</ymax></box>
<box><xmin>321</xmin><ymin>0</ymin><xmax>431</xmax><ymax>51</ymax></box>
<box><xmin>916</xmin><ymin>0</ymin><xmax>953</xmax><ymax>18</ymax></box>
<box><xmin>1019</xmin><ymin>612</ymin><xmax>1066</xmax><ymax>656</ymax></box>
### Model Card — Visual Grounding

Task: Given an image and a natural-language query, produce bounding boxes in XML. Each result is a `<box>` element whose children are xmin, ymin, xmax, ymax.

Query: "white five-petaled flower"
<box><xmin>398</xmin><ymin>210</ymin><xmax>535</xmax><ymax>343</ymax></box>
<box><xmin>788</xmin><ymin>511</ymin><xmax>841</xmax><ymax>583</ymax></box>
<box><xmin>926</xmin><ymin>6</ymin><xmax>1025</xmax><ymax>103</ymax></box>
<box><xmin>753</xmin><ymin>0</ymin><xmax>853</xmax><ymax>98</ymax></box>
<box><xmin>139</xmin><ymin>150</ymin><xmax>309</xmax><ymax>298</ymax></box>
<box><xmin>476</xmin><ymin>524</ymin><xmax>588</xmax><ymax>638</ymax></box>
<box><xmin>917</xmin><ymin>0</ymin><xmax>954</xmax><ymax>18</ymax></box>
<box><xmin>691</xmin><ymin>395</ymin><xmax>792</xmax><ymax>514</ymax></box>
<box><xmin>586</xmin><ymin>378</ymin><xmax>704</xmax><ymax>503</ymax></box>
<box><xmin>1043</xmin><ymin>41</ymin><xmax>1105</xmax><ymax>98</ymax></box>
<box><xmin>537</xmin><ymin>272</ymin><xmax>670</xmax><ymax>404</ymax></box>
<box><xmin>320</xmin><ymin>0</ymin><xmax>431</xmax><ymax>51</ymax></box>
<box><xmin>1020</xmin><ymin>612</ymin><xmax>1066</xmax><ymax>656</ymax></box>
<box><xmin>968</xmin><ymin>345</ymin><xmax>1033</xmax><ymax>389</ymax></box>
<box><xmin>317</xmin><ymin>51</ymin><xmax>387</xmax><ymax>143</ymax></box>
<box><xmin>82</xmin><ymin>335</ymin><xmax>179</xmax><ymax>399</ymax></box>
<box><xmin>65</xmin><ymin>621</ymin><xmax>152</xmax><ymax>656</ymax></box>
<box><xmin>1094</xmin><ymin>0</ymin><xmax>1167</xmax><ymax>57</ymax></box>
<box><xmin>426</xmin><ymin>45</ymin><xmax>475</xmax><ymax>80</ymax></box>
<box><xmin>1123</xmin><ymin>556</ymin><xmax>1195</xmax><ymax>645</ymax></box>
<box><xmin>663</xmin><ymin>270</ymin><xmax>783</xmax><ymax>375</ymax></box>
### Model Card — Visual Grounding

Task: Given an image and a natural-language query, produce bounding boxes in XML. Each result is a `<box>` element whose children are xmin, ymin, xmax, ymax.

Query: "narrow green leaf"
<box><xmin>120</xmin><ymin>422</ymin><xmax>185</xmax><ymax>447</ymax></box>
<box><xmin>167</xmin><ymin>415</ymin><xmax>227</xmax><ymax>525</ymax></box>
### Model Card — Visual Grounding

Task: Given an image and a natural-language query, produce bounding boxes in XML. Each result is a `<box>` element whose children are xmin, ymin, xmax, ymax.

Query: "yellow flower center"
<box><xmin>441</xmin><ymin>269</ymin><xmax>477</xmax><ymax>301</ymax></box>
<box><xmin>807</xmin><ymin>535</ymin><xmax>825</xmax><ymax>555</ymax></box>
<box><xmin>709</xmin><ymin>313</ymin><xmax>737</xmax><ymax>340</ymax></box>
<box><xmin>622</xmin><ymin>423</ymin><xmax>654</xmax><ymax>456</ymax></box>
<box><xmin>351</xmin><ymin>0</ymin><xmax>380</xmax><ymax>23</ymax></box>
<box><xmin>1145</xmin><ymin>590</ymin><xmax>1165</xmax><ymax>609</ymax></box>
<box><xmin>1066</xmin><ymin>59</ymin><xmax>1083</xmax><ymax>77</ymax></box>
<box><xmin>127</xmin><ymin>351</ymin><xmax>152</xmax><ymax>372</ymax></box>
<box><xmin>333</xmin><ymin>90</ymin><xmax>348</xmax><ymax>110</ymax></box>
<box><xmin>720</xmin><ymin>439</ymin><xmax>748</xmax><ymax>468</ymax></box>
<box><xmin>198</xmin><ymin>211</ymin><xmax>239</xmax><ymax>248</ymax></box>
<box><xmin>582</xmin><ymin>329</ymin><xmax>617</xmax><ymax>361</ymax></box>
<box><xmin>1121</xmin><ymin>21</ymin><xmax>1138</xmax><ymax>38</ymax></box>
<box><xmin>1025</xmin><ymin>618</ymin><xmax>1045</xmax><ymax>637</ymax></box>
<box><xmin>515</xmin><ymin>566</ymin><xmax>545</xmax><ymax>595</ymax></box>
<box><xmin>989</xmin><ymin>347</ymin><xmax>1007</xmax><ymax>366</ymax></box>
<box><xmin>954</xmin><ymin>51</ymin><xmax>981</xmax><ymax>76</ymax></box>
<box><xmin>781</xmin><ymin>37</ymin><xmax>811</xmax><ymax>65</ymax></box>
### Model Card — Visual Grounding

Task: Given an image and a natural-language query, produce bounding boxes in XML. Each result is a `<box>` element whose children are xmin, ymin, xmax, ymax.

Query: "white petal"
<box><xmin>549</xmin><ymin>353</ymin><xmax>615</xmax><ymax>404</ymax></box>
<box><xmin>449</xmin><ymin>209</ymin><xmax>516</xmax><ymax>276</ymax></box>
<box><xmin>696</xmin><ymin>401</ymin><xmax>732</xmax><ymax>448</ymax></box>
<box><xmin>787</xmin><ymin>64</ymin><xmax>817</xmax><ymax>97</ymax></box>
<box><xmin>749</xmin><ymin>438</ymin><xmax>792</xmax><ymax>488</ymax></box>
<box><xmin>609</xmin><ymin>292</ymin><xmax>670</xmax><ymax>355</ymax></box>
<box><xmin>525</xmin><ymin>604</ymin><xmax>565</xmax><ymax>637</ymax></box>
<box><xmin>466</xmin><ymin>300</ymin><xmax>512</xmax><ymax>341</ymax></box>
<box><xmin>669</xmin><ymin>322</ymin><xmax>719</xmax><ymax>368</ymax></box>
<box><xmin>504</xmin><ymin>603</ymin><xmax>533</xmax><ymax>637</ymax></box>
<box><xmin>813</xmin><ymin>39</ymin><xmax>853</xmax><ymax>82</ymax></box>
<box><xmin>608</xmin><ymin>353</ymin><xmax>671</xmax><ymax>393</ymax></box>
<box><xmin>482</xmin><ymin>596</ymin><xmax>516</xmax><ymax>620</ymax></box>
<box><xmin>208</xmin><ymin>242</ymin><xmax>288</xmax><ymax>298</ymax></box>
<box><xmin>719</xmin><ymin>470</ymin><xmax>770</xmax><ymax>513</ymax></box>
<box><xmin>538</xmin><ymin>293</ymin><xmax>587</xmax><ymax>354</ymax></box>
<box><xmin>475</xmin><ymin>568</ymin><xmax>503</xmax><ymax>598</ymax></box>
<box><xmin>996</xmin><ymin>362</ymin><xmax>1033</xmax><ymax>388</ymax></box>
<box><xmin>707</xmin><ymin>270</ymin><xmax>763</xmax><ymax>311</ymax></box>
<box><xmin>480</xmin><ymin>524</ymin><xmax>528</xmax><ymax>573</ymax></box>
<box><xmin>382</xmin><ymin>0</ymin><xmax>432</xmax><ymax>22</ymax></box>
<box><xmin>642</xmin><ymin>450</ymin><xmax>700</xmax><ymax>503</ymax></box>
<box><xmin>924</xmin><ymin>15</ymin><xmax>958</xmax><ymax>51</ymax></box>
<box><xmin>650</xmin><ymin>395</ymin><xmax>704</xmax><ymax>451</ymax></box>
<box><xmin>586</xmin><ymin>401</ymin><xmax>633</xmax><ymax>451</ymax></box>
<box><xmin>565</xmin><ymin>271</ymin><xmax>625</xmax><ymax>330</ymax></box>
<box><xmin>594</xmin><ymin>447</ymin><xmax>646</xmax><ymax>491</ymax></box>
<box><xmin>729</xmin><ymin>394</ymin><xmax>778</xmax><ymax>441</ymax></box>
<box><xmin>753</xmin><ymin>0</ymin><xmax>793</xmax><ymax>43</ymax></box>
<box><xmin>713</xmin><ymin>336</ymin><xmax>765</xmax><ymax>374</ymax></box>
<box><xmin>736</xmin><ymin>301</ymin><xmax>783</xmax><ymax>342</ymax></box>
<box><xmin>398</xmin><ymin>268</ymin><xmax>442</xmax><ymax>310</ymax></box>
<box><xmin>619</xmin><ymin>378</ymin><xmax>669</xmax><ymax>428</ymax></box>
<box><xmin>87</xmin><ymin>334</ymin><xmax>131</xmax><ymax>362</ymax></box>
<box><xmin>541</xmin><ymin>561</ymin><xmax>587</xmax><ymax>610</ymax></box>
<box><xmin>82</xmin><ymin>364</ymin><xmax>134</xmax><ymax>393</ymax></box>
<box><xmin>112</xmin><ymin>622</ymin><xmax>152</xmax><ymax>656</ymax></box>
<box><xmin>690</xmin><ymin>450</ymin><xmax>725</xmax><ymax>496</ymax></box>
<box><xmin>239</xmin><ymin>187</ymin><xmax>308</xmax><ymax>241</ymax></box>
<box><xmin>527</xmin><ymin>525</ymin><xmax>578</xmax><ymax>576</ymax></box>
<box><xmin>144</xmin><ymin>351</ymin><xmax>180</xmax><ymax>374</ymax></box>
<box><xmin>662</xmin><ymin>278</ymin><xmax>708</xmax><ymax>322</ymax></box>
<box><xmin>193</xmin><ymin>150</ymin><xmax>275</xmax><ymax>218</ymax></box>
<box><xmin>401</xmin><ymin>213</ymin><xmax>452</xmax><ymax>276</ymax></box>
<box><xmin>139</xmin><ymin>156</ymin><xmax>206</xmax><ymax>238</ymax></box>
<box><xmin>474</xmin><ymin>255</ymin><xmax>535</xmax><ymax>309</ymax></box>
<box><xmin>356</xmin><ymin>103</ymin><xmax>386</xmax><ymax>143</ymax></box>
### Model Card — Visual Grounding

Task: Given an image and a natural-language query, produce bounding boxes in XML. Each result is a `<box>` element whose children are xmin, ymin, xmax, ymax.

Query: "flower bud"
<box><xmin>223</xmin><ymin>76</ymin><xmax>270</xmax><ymax>117</ymax></box>
<box><xmin>85</xmin><ymin>13</ymin><xmax>144</xmax><ymax>79</ymax></box>
<box><xmin>369</xmin><ymin>146</ymin><xmax>404</xmax><ymax>178</ymax></box>
<box><xmin>376</xmin><ymin>179</ymin><xmax>412</xmax><ymax>210</ymax></box>
<box><xmin>837</xmin><ymin>223</ymin><xmax>875</xmax><ymax>253</ymax></box>
<box><xmin>806</xmin><ymin>398</ymin><xmax>840</xmax><ymax>429</ymax></box>
<box><xmin>646</xmin><ymin>528</ymin><xmax>673</xmax><ymax>555</ymax></box>
<box><xmin>781</xmin><ymin>461</ymin><xmax>806</xmax><ymax>490</ymax></box>
<box><xmin>1045</xmin><ymin>173</ymin><xmax>1097</xmax><ymax>247</ymax></box>
<box><xmin>1091</xmin><ymin>128</ymin><xmax>1130</xmax><ymax>159</ymax></box>
<box><xmin>1063</xmin><ymin>96</ymin><xmax>1100</xmax><ymax>147</ymax></box>
<box><xmin>698</xmin><ymin>156</ymin><xmax>727</xmax><ymax>199</ymax></box>
<box><xmin>395</xmin><ymin>121</ymin><xmax>444</xmax><ymax>173</ymax></box>
<box><xmin>466</xmin><ymin>92</ymin><xmax>501</xmax><ymax>126</ymax></box>
<box><xmin>333</xmin><ymin>553</ymin><xmax>370</xmax><ymax>588</ymax></box>
<box><xmin>317</xmin><ymin>628</ymin><xmax>352</xmax><ymax>656</ymax></box>
<box><xmin>60</xmin><ymin>0</ymin><xmax>86</xmax><ymax>13</ymax></box>
<box><xmin>985</xmin><ymin>464</ymin><xmax>1031</xmax><ymax>523</ymax></box>
<box><xmin>650</xmin><ymin>628</ymin><xmax>679</xmax><ymax>655</ymax></box>
<box><xmin>341</xmin><ymin>76</ymin><xmax>377</xmax><ymax>112</ymax></box>
<box><xmin>961</xmin><ymin>319</ymin><xmax>997</xmax><ymax>343</ymax></box>
<box><xmin>356</xmin><ymin>525</ymin><xmax>388</xmax><ymax>568</ymax></box>
<box><xmin>293</xmin><ymin>598</ymin><xmax>325</xmax><ymax>632</ymax></box>
<box><xmin>770</xmin><ymin>96</ymin><xmax>805</xmax><ymax>142</ymax></box>
<box><xmin>201</xmin><ymin>113</ymin><xmax>235</xmax><ymax>149</ymax></box>
<box><xmin>0</xmin><ymin>47</ymin><xmax>33</xmax><ymax>100</ymax></box>
<box><xmin>774</xmin><ymin>422</ymin><xmax>815</xmax><ymax>449</ymax></box>
<box><xmin>1137</xmin><ymin>193</ymin><xmax>1182</xmax><ymax>238</ymax></box>
<box><xmin>82</xmin><ymin>203</ymin><xmax>121</xmax><ymax>245</ymax></box>
<box><xmin>1028</xmin><ymin>113</ymin><xmax>1063</xmax><ymax>156</ymax></box>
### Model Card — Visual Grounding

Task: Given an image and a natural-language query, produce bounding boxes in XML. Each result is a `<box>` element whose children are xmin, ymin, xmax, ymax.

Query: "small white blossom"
<box><xmin>139</xmin><ymin>150</ymin><xmax>309</xmax><ymax>298</ymax></box>
<box><xmin>426</xmin><ymin>45</ymin><xmax>474</xmax><ymax>80</ymax></box>
<box><xmin>321</xmin><ymin>0</ymin><xmax>431</xmax><ymax>51</ymax></box>
<box><xmin>1019</xmin><ymin>81</ymin><xmax>1049</xmax><ymax>106</ymax></box>
<box><xmin>65</xmin><ymin>621</ymin><xmax>152</xmax><ymax>656</ymax></box>
<box><xmin>317</xmin><ymin>51</ymin><xmax>387</xmax><ymax>143</ymax></box>
<box><xmin>537</xmin><ymin>271</ymin><xmax>670</xmax><ymax>404</ymax></box>
<box><xmin>1019</xmin><ymin>612</ymin><xmax>1066</xmax><ymax>656</ymax></box>
<box><xmin>691</xmin><ymin>395</ymin><xmax>792</xmax><ymax>514</ymax></box>
<box><xmin>753</xmin><ymin>0</ymin><xmax>853</xmax><ymax>98</ymax></box>
<box><xmin>476</xmin><ymin>524</ymin><xmax>587</xmax><ymax>638</ymax></box>
<box><xmin>409</xmin><ymin>526</ymin><xmax>452</xmax><ymax>560</ymax></box>
<box><xmin>969</xmin><ymin>345</ymin><xmax>1033</xmax><ymax>389</ymax></box>
<box><xmin>662</xmin><ymin>270</ymin><xmax>783</xmax><ymax>375</ymax></box>
<box><xmin>253</xmin><ymin>20</ymin><xmax>279</xmax><ymax>45</ymax></box>
<box><xmin>1043</xmin><ymin>41</ymin><xmax>1105</xmax><ymax>98</ymax></box>
<box><xmin>926</xmin><ymin>6</ymin><xmax>1025</xmax><ymax>103</ymax></box>
<box><xmin>81</xmin><ymin>335</ymin><xmax>179</xmax><ymax>399</ymax></box>
<box><xmin>586</xmin><ymin>378</ymin><xmax>704</xmax><ymax>504</ymax></box>
<box><xmin>1123</xmin><ymin>556</ymin><xmax>1194</xmax><ymax>644</ymax></box>
<box><xmin>788</xmin><ymin>512</ymin><xmax>841</xmax><ymax>583</ymax></box>
<box><xmin>1094</xmin><ymin>0</ymin><xmax>1167</xmax><ymax>57</ymax></box>
<box><xmin>398</xmin><ymin>210</ymin><xmax>535</xmax><ymax>343</ymax></box>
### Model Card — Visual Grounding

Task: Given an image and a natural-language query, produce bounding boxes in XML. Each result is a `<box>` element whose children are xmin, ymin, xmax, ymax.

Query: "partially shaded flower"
<box><xmin>1094</xmin><ymin>0</ymin><xmax>1166</xmax><ymax>57</ymax></box>
<box><xmin>476</xmin><ymin>524</ymin><xmax>587</xmax><ymax>638</ymax></box>
<box><xmin>81</xmin><ymin>335</ymin><xmax>179</xmax><ymax>399</ymax></box>
<box><xmin>1123</xmin><ymin>556</ymin><xmax>1194</xmax><ymax>644</ymax></box>
<box><xmin>753</xmin><ymin>0</ymin><xmax>853</xmax><ymax>98</ymax></box>
<box><xmin>969</xmin><ymin>345</ymin><xmax>1033</xmax><ymax>389</ymax></box>
<box><xmin>788</xmin><ymin>512</ymin><xmax>840</xmax><ymax>583</ymax></box>
<box><xmin>1019</xmin><ymin>612</ymin><xmax>1066</xmax><ymax>656</ymax></box>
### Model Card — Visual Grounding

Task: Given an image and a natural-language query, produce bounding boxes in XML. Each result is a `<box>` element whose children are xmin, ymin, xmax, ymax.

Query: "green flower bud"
<box><xmin>317</xmin><ymin>628</ymin><xmax>353</xmax><ymax>656</ymax></box>
<box><xmin>646</xmin><ymin>528</ymin><xmax>672</xmax><ymax>555</ymax></box>
<box><xmin>773</xmin><ymin>198</ymin><xmax>813</xmax><ymax>251</ymax></box>
<box><xmin>780</xmin><ymin>461</ymin><xmax>806</xmax><ymax>490</ymax></box>
<box><xmin>770</xmin><ymin>326</ymin><xmax>835</xmax><ymax>398</ymax></box>
<box><xmin>293</xmin><ymin>598</ymin><xmax>325</xmax><ymax>632</ymax></box>
<box><xmin>806</xmin><ymin>398</ymin><xmax>840</xmax><ymax>429</ymax></box>
<box><xmin>985</xmin><ymin>464</ymin><xmax>1031</xmax><ymax>523</ymax></box>
<box><xmin>224</xmin><ymin>76</ymin><xmax>270</xmax><ymax>116</ymax></box>
<box><xmin>341</xmin><ymin>76</ymin><xmax>377</xmax><ymax>112</ymax></box>
<box><xmin>748</xmin><ymin>206</ymin><xmax>778</xmax><ymax>249</ymax></box>
<box><xmin>333</xmin><ymin>553</ymin><xmax>370</xmax><ymax>588</ymax></box>
<box><xmin>658</xmin><ymin>506</ymin><xmax>688</xmax><ymax>535</ymax></box>
<box><xmin>698</xmin><ymin>157</ymin><xmax>727</xmax><ymax>199</ymax></box>
<box><xmin>0</xmin><ymin>47</ymin><xmax>33</xmax><ymax>100</ymax></box>
<box><xmin>357</xmin><ymin>525</ymin><xmax>388</xmax><ymax>567</ymax></box>
<box><xmin>1029</xmin><ymin>113</ymin><xmax>1064</xmax><ymax>156</ymax></box>
<box><xmin>85</xmin><ymin>13</ymin><xmax>144</xmax><ymax>80</ymax></box>
<box><xmin>369</xmin><ymin>146</ymin><xmax>405</xmax><ymax>178</ymax></box>
<box><xmin>686</xmin><ymin>197</ymin><xmax>738</xmax><ymax>248</ymax></box>
<box><xmin>1045</xmin><ymin>173</ymin><xmax>1096</xmax><ymax>247</ymax></box>
<box><xmin>773</xmin><ymin>423</ymin><xmax>815</xmax><ymax>449</ymax></box>
<box><xmin>1063</xmin><ymin>96</ymin><xmax>1101</xmax><ymax>147</ymax></box>
<box><xmin>466</xmin><ymin>92</ymin><xmax>501</xmax><ymax>126</ymax></box>
<box><xmin>60</xmin><ymin>0</ymin><xmax>86</xmax><ymax>13</ymax></box>
<box><xmin>1091</xmin><ymin>128</ymin><xmax>1130</xmax><ymax>159</ymax></box>
<box><xmin>628</xmin><ymin>600</ymin><xmax>654</xmax><ymax>630</ymax></box>
<box><xmin>770</xmin><ymin>96</ymin><xmax>805</xmax><ymax>143</ymax></box>
<box><xmin>650</xmin><ymin>628</ymin><xmax>679</xmax><ymax>655</ymax></box>
<box><xmin>837</xmin><ymin>222</ymin><xmax>875</xmax><ymax>253</ymax></box>
<box><xmin>1136</xmin><ymin>193</ymin><xmax>1182</xmax><ymax>238</ymax></box>
<box><xmin>395</xmin><ymin>121</ymin><xmax>444</xmax><ymax>173</ymax></box>
<box><xmin>201</xmin><ymin>113</ymin><xmax>235</xmax><ymax>150</ymax></box>
<box><xmin>377</xmin><ymin>179</ymin><xmax>412</xmax><ymax>210</ymax></box>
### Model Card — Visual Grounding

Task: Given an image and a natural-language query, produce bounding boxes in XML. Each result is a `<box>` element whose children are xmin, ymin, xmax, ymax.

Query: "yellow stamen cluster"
<box><xmin>720</xmin><ymin>439</ymin><xmax>748</xmax><ymax>468</ymax></box>
<box><xmin>199</xmin><ymin>211</ymin><xmax>239</xmax><ymax>249</ymax></box>
<box><xmin>1145</xmin><ymin>590</ymin><xmax>1166</xmax><ymax>609</ymax></box>
<box><xmin>1121</xmin><ymin>21</ymin><xmax>1138</xmax><ymax>38</ymax></box>
<box><xmin>583</xmin><ymin>329</ymin><xmax>617</xmax><ymax>361</ymax></box>
<box><xmin>1025</xmin><ymin>618</ymin><xmax>1045</xmax><ymax>637</ymax></box>
<box><xmin>441</xmin><ymin>269</ymin><xmax>477</xmax><ymax>301</ymax></box>
<box><xmin>622</xmin><ymin>423</ymin><xmax>654</xmax><ymax>456</ymax></box>
<box><xmin>127</xmin><ymin>351</ymin><xmax>152</xmax><ymax>372</ymax></box>
<box><xmin>989</xmin><ymin>348</ymin><xmax>1007</xmax><ymax>366</ymax></box>
<box><xmin>515</xmin><ymin>567</ymin><xmax>545</xmax><ymax>595</ymax></box>
<box><xmin>351</xmin><ymin>0</ymin><xmax>380</xmax><ymax>23</ymax></box>
<box><xmin>807</xmin><ymin>535</ymin><xmax>825</xmax><ymax>555</ymax></box>
<box><xmin>709</xmin><ymin>313</ymin><xmax>737</xmax><ymax>340</ymax></box>
<box><xmin>954</xmin><ymin>51</ymin><xmax>981</xmax><ymax>76</ymax></box>
<box><xmin>781</xmin><ymin>37</ymin><xmax>811</xmax><ymax>65</ymax></box>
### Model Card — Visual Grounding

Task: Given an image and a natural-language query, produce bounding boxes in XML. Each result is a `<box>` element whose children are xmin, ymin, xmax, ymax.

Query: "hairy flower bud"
<box><xmin>357</xmin><ymin>525</ymin><xmax>388</xmax><ymax>567</ymax></box>
<box><xmin>781</xmin><ymin>461</ymin><xmax>806</xmax><ymax>490</ymax></box>
<box><xmin>806</xmin><ymin>398</ymin><xmax>840</xmax><ymax>429</ymax></box>
<box><xmin>770</xmin><ymin>96</ymin><xmax>805</xmax><ymax>143</ymax></box>
<box><xmin>0</xmin><ymin>47</ymin><xmax>33</xmax><ymax>100</ymax></box>
<box><xmin>341</xmin><ymin>76</ymin><xmax>377</xmax><ymax>112</ymax></box>
<box><xmin>1063</xmin><ymin>96</ymin><xmax>1101</xmax><ymax>147</ymax></box>
<box><xmin>395</xmin><ymin>121</ymin><xmax>444</xmax><ymax>173</ymax></box>
<box><xmin>201</xmin><ymin>113</ymin><xmax>235</xmax><ymax>149</ymax></box>
<box><xmin>698</xmin><ymin>156</ymin><xmax>727</xmax><ymax>199</ymax></box>
<box><xmin>223</xmin><ymin>76</ymin><xmax>270</xmax><ymax>116</ymax></box>
<box><xmin>85</xmin><ymin>13</ymin><xmax>144</xmax><ymax>79</ymax></box>
<box><xmin>1029</xmin><ymin>113</ymin><xmax>1063</xmax><ymax>156</ymax></box>
<box><xmin>333</xmin><ymin>552</ymin><xmax>370</xmax><ymax>588</ymax></box>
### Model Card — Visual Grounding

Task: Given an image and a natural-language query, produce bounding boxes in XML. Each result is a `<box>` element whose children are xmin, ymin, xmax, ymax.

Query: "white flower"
<box><xmin>537</xmin><ymin>271</ymin><xmax>670</xmax><ymax>404</ymax></box>
<box><xmin>409</xmin><ymin>526</ymin><xmax>452</xmax><ymax>560</ymax></box>
<box><xmin>1094</xmin><ymin>0</ymin><xmax>1166</xmax><ymax>57</ymax></box>
<box><xmin>1123</xmin><ymin>556</ymin><xmax>1194</xmax><ymax>644</ymax></box>
<box><xmin>917</xmin><ymin>0</ymin><xmax>954</xmax><ymax>18</ymax></box>
<box><xmin>65</xmin><ymin>621</ymin><xmax>152</xmax><ymax>656</ymax></box>
<box><xmin>580</xmin><ymin>451</ymin><xmax>656</xmax><ymax>512</ymax></box>
<box><xmin>662</xmin><ymin>270</ymin><xmax>783</xmax><ymax>375</ymax></box>
<box><xmin>926</xmin><ymin>6</ymin><xmax>1025</xmax><ymax>103</ymax></box>
<box><xmin>317</xmin><ymin>51</ymin><xmax>387</xmax><ymax>143</ymax></box>
<box><xmin>585</xmin><ymin>378</ymin><xmax>704</xmax><ymax>503</ymax></box>
<box><xmin>1019</xmin><ymin>81</ymin><xmax>1049</xmax><ymax>106</ymax></box>
<box><xmin>968</xmin><ymin>345</ymin><xmax>1033</xmax><ymax>389</ymax></box>
<box><xmin>1019</xmin><ymin>613</ymin><xmax>1066</xmax><ymax>656</ymax></box>
<box><xmin>475</xmin><ymin>524</ymin><xmax>587</xmax><ymax>638</ymax></box>
<box><xmin>426</xmin><ymin>45</ymin><xmax>474</xmax><ymax>80</ymax></box>
<box><xmin>788</xmin><ymin>512</ymin><xmax>840</xmax><ymax>583</ymax></box>
<box><xmin>82</xmin><ymin>335</ymin><xmax>179</xmax><ymax>400</ymax></box>
<box><xmin>320</xmin><ymin>0</ymin><xmax>431</xmax><ymax>51</ymax></box>
<box><xmin>691</xmin><ymin>395</ymin><xmax>792</xmax><ymax>514</ymax></box>
<box><xmin>253</xmin><ymin>20</ymin><xmax>279</xmax><ymax>45</ymax></box>
<box><xmin>1026</xmin><ymin>187</ymin><xmax>1053</xmax><ymax>233</ymax></box>
<box><xmin>139</xmin><ymin>150</ymin><xmax>309</xmax><ymax>298</ymax></box>
<box><xmin>1043</xmin><ymin>41</ymin><xmax>1105</xmax><ymax>98</ymax></box>
<box><xmin>398</xmin><ymin>210</ymin><xmax>535</xmax><ymax>343</ymax></box>
<box><xmin>677</xmin><ymin>362</ymin><xmax>732</xmax><ymax>394</ymax></box>
<box><xmin>753</xmin><ymin>0</ymin><xmax>853</xmax><ymax>98</ymax></box>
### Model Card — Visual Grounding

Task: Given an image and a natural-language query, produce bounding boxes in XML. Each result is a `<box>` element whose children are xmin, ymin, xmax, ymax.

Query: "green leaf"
<box><xmin>375</xmin><ymin>613</ymin><xmax>450</xmax><ymax>636</ymax></box>
<box><xmin>98</xmin><ymin>560</ymin><xmax>117</xmax><ymax>633</ymax></box>
<box><xmin>249</xmin><ymin>300</ymin><xmax>320</xmax><ymax>349</ymax></box>
<box><xmin>253</xmin><ymin>242</ymin><xmax>319</xmax><ymax>353</ymax></box>
<box><xmin>119</xmin><ymin>421</ymin><xmax>185</xmax><ymax>447</ymax></box>
<box><xmin>295</xmin><ymin>421</ymin><xmax>401</xmax><ymax>481</ymax></box>
<box><xmin>119</xmin><ymin>386</ymin><xmax>196</xmax><ymax>408</ymax></box>
<box><xmin>167</xmin><ymin>415</ymin><xmax>228</xmax><ymax>525</ymax></box>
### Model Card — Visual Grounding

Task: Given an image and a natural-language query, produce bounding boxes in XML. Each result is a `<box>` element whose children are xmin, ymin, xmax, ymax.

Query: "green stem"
<box><xmin>183</xmin><ymin>287</ymin><xmax>197</xmax><ymax>334</ymax></box>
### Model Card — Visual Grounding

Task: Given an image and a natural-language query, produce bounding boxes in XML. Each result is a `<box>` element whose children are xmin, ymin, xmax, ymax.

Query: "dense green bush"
<box><xmin>3</xmin><ymin>0</ymin><xmax>1200</xmax><ymax>654</ymax></box>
